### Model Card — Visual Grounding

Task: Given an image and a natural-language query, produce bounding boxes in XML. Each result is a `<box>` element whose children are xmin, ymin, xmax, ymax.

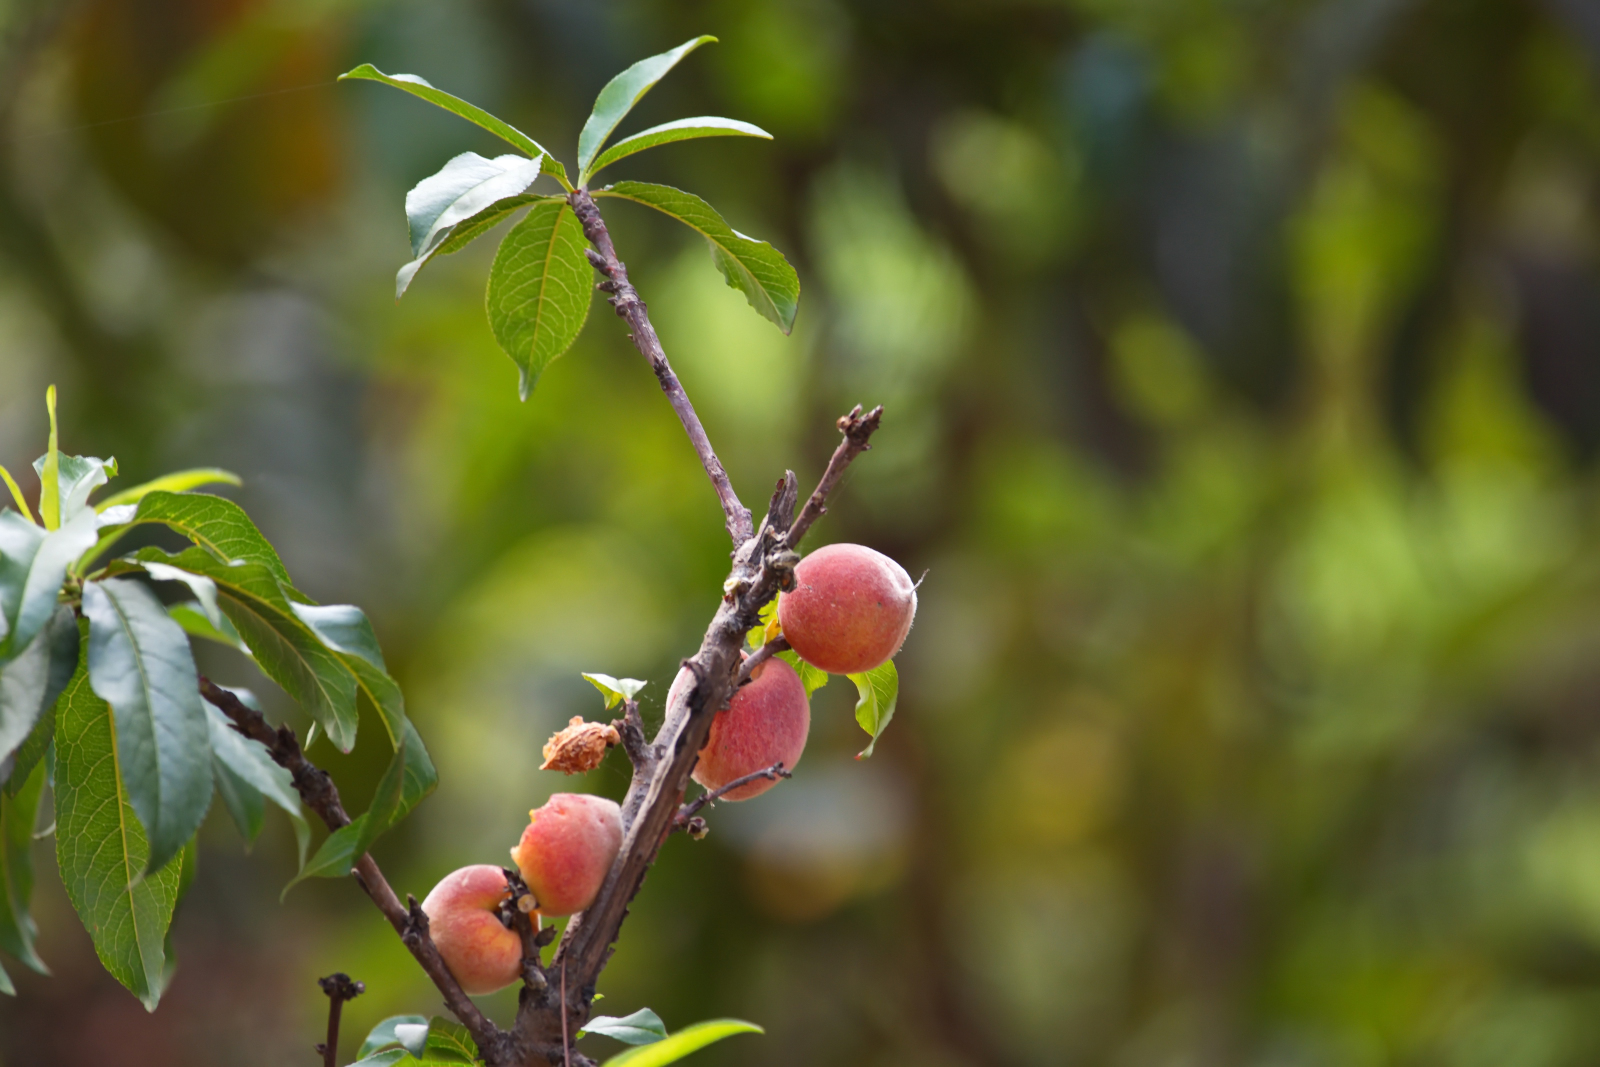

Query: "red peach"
<box><xmin>668</xmin><ymin>657</ymin><xmax>810</xmax><ymax>801</ymax></box>
<box><xmin>421</xmin><ymin>865</ymin><xmax>526</xmax><ymax>995</ymax></box>
<box><xmin>510</xmin><ymin>793</ymin><xmax>622</xmax><ymax>916</ymax></box>
<box><xmin>777</xmin><ymin>543</ymin><xmax>917</xmax><ymax>675</ymax></box>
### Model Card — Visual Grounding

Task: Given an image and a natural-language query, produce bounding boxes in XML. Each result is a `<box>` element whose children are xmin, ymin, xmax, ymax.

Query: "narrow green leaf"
<box><xmin>284</xmin><ymin>733</ymin><xmax>407</xmax><ymax>893</ymax></box>
<box><xmin>847</xmin><ymin>660</ymin><xmax>899</xmax><ymax>759</ymax></box>
<box><xmin>168</xmin><ymin>601</ymin><xmax>249</xmax><ymax>653</ymax></box>
<box><xmin>338</xmin><ymin>65</ymin><xmax>569</xmax><ymax>188</ymax></box>
<box><xmin>84</xmin><ymin>579</ymin><xmax>213</xmax><ymax>875</ymax></box>
<box><xmin>0</xmin><ymin>606</ymin><xmax>78</xmax><ymax>773</ymax></box>
<box><xmin>39</xmin><ymin>387</ymin><xmax>59</xmax><ymax>531</ymax></box>
<box><xmin>204</xmin><ymin>699</ymin><xmax>308</xmax><ymax>863</ymax></box>
<box><xmin>576</xmin><ymin>36</ymin><xmax>717</xmax><ymax>180</ymax></box>
<box><xmin>594</xmin><ymin>182</ymin><xmax>798</xmax><ymax>333</ymax></box>
<box><xmin>1</xmin><ymin>506</ymin><xmax>100</xmax><ymax>661</ymax></box>
<box><xmin>0</xmin><ymin>467</ymin><xmax>34</xmax><ymax>524</ymax></box>
<box><xmin>599</xmin><ymin>1019</ymin><xmax>762</xmax><ymax>1067</ymax></box>
<box><xmin>486</xmin><ymin>198</ymin><xmax>594</xmax><ymax>399</ymax></box>
<box><xmin>114</xmin><ymin>492</ymin><xmax>292</xmax><ymax>587</ymax></box>
<box><xmin>0</xmin><ymin>511</ymin><xmax>45</xmax><ymax>650</ymax></box>
<box><xmin>775</xmin><ymin>650</ymin><xmax>829</xmax><ymax>699</ymax></box>
<box><xmin>0</xmin><ymin>759</ymin><xmax>48</xmax><ymax>974</ymax></box>
<box><xmin>587</xmin><ymin>117</ymin><xmax>771</xmax><ymax>180</ymax></box>
<box><xmin>582</xmin><ymin>673</ymin><xmax>647</xmax><ymax>710</ymax></box>
<box><xmin>95</xmin><ymin>468</ymin><xmax>240</xmax><ymax>511</ymax></box>
<box><xmin>583</xmin><ymin>1008</ymin><xmax>668</xmax><ymax>1045</ymax></box>
<box><xmin>54</xmin><ymin>651</ymin><xmax>186</xmax><ymax>1010</ymax></box>
<box><xmin>360</xmin><ymin>1015</ymin><xmax>430</xmax><ymax>1059</ymax></box>
<box><xmin>128</xmin><ymin>547</ymin><xmax>360</xmax><ymax>752</ymax></box>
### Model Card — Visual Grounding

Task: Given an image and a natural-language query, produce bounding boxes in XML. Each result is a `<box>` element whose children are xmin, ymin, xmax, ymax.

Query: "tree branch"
<box><xmin>737</xmin><ymin>635</ymin><xmax>789</xmax><ymax>687</ymax></box>
<box><xmin>196</xmin><ymin>677</ymin><xmax>514</xmax><ymax>1064</ymax></box>
<box><xmin>567</xmin><ymin>188</ymin><xmax>753</xmax><ymax>545</ymax></box>
<box><xmin>674</xmin><ymin>763</ymin><xmax>792</xmax><ymax>830</ymax></box>
<box><xmin>316</xmin><ymin>973</ymin><xmax>364</xmax><ymax>1067</ymax></box>
<box><xmin>789</xmin><ymin>405</ymin><xmax>883</xmax><ymax>547</ymax></box>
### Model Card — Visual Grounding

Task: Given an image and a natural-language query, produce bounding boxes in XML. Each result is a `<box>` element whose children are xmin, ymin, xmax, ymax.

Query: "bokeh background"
<box><xmin>4</xmin><ymin>0</ymin><xmax>1600</xmax><ymax>1063</ymax></box>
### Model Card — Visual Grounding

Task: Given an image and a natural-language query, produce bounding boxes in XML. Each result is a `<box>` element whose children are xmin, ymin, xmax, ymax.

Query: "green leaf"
<box><xmin>39</xmin><ymin>386</ymin><xmax>59</xmax><ymax>531</ymax></box>
<box><xmin>775</xmin><ymin>650</ymin><xmax>830</xmax><ymax>699</ymax></box>
<box><xmin>418</xmin><ymin>1017</ymin><xmax>479</xmax><ymax>1063</ymax></box>
<box><xmin>168</xmin><ymin>601</ymin><xmax>249</xmax><ymax>653</ymax></box>
<box><xmin>582</xmin><ymin>673</ymin><xmax>647</xmax><ymax>710</ymax></box>
<box><xmin>360</xmin><ymin>1015</ymin><xmax>430</xmax><ymax>1059</ymax></box>
<box><xmin>576</xmin><ymin>36</ymin><xmax>717</xmax><ymax>180</ymax></box>
<box><xmin>0</xmin><ymin>466</ymin><xmax>33</xmax><ymax>524</ymax></box>
<box><xmin>399</xmin><ymin>191</ymin><xmax>555</xmax><ymax>298</ymax></box>
<box><xmin>348</xmin><ymin>1052</ymin><xmax>409</xmax><ymax>1067</ymax></box>
<box><xmin>203</xmin><ymin>698</ymin><xmax>308</xmax><ymax>864</ymax></box>
<box><xmin>583</xmin><ymin>1008</ymin><xmax>668</xmax><ymax>1045</ymax></box>
<box><xmin>847</xmin><ymin>660</ymin><xmax>898</xmax><ymax>759</ymax></box>
<box><xmin>83</xmin><ymin>578</ymin><xmax>213</xmax><ymax>874</ymax></box>
<box><xmin>486</xmin><ymin>198</ymin><xmax>594</xmax><ymax>399</ymax></box>
<box><xmin>115</xmin><ymin>492</ymin><xmax>292</xmax><ymax>587</ymax></box>
<box><xmin>94</xmin><ymin>468</ymin><xmax>240</xmax><ymax>511</ymax></box>
<box><xmin>289</xmin><ymin>603</ymin><xmax>437</xmax><ymax>817</ymax></box>
<box><xmin>128</xmin><ymin>547</ymin><xmax>360</xmax><ymax>752</ymax></box>
<box><xmin>141</xmin><ymin>560</ymin><xmax>223</xmax><ymax>629</ymax></box>
<box><xmin>0</xmin><ymin>759</ymin><xmax>48</xmax><ymax>975</ymax></box>
<box><xmin>394</xmin><ymin>1021</ymin><xmax>431</xmax><ymax>1058</ymax></box>
<box><xmin>32</xmin><ymin>453</ymin><xmax>115</xmax><ymax>527</ymax></box>
<box><xmin>397</xmin><ymin>152</ymin><xmax>544</xmax><ymax>298</ymax></box>
<box><xmin>599</xmin><ymin>1019</ymin><xmax>762</xmax><ymax>1067</ymax></box>
<box><xmin>54</xmin><ymin>652</ymin><xmax>187</xmax><ymax>1009</ymax></box>
<box><xmin>283</xmin><ymin>732</ymin><xmax>407</xmax><ymax>893</ymax></box>
<box><xmin>587</xmin><ymin>117</ymin><xmax>771</xmax><ymax>180</ymax></box>
<box><xmin>594</xmin><ymin>182</ymin><xmax>798</xmax><ymax>333</ymax></box>
<box><xmin>0</xmin><ymin>605</ymin><xmax>78</xmax><ymax>775</ymax></box>
<box><xmin>0</xmin><ymin>506</ymin><xmax>100</xmax><ymax>661</ymax></box>
<box><xmin>338</xmin><ymin>65</ymin><xmax>569</xmax><ymax>189</ymax></box>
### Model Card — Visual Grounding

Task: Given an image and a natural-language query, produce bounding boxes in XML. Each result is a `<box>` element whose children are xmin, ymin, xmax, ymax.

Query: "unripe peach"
<box><xmin>421</xmin><ymin>865</ymin><xmax>525</xmax><ymax>995</ymax></box>
<box><xmin>510</xmin><ymin>793</ymin><xmax>622</xmax><ymax>916</ymax></box>
<box><xmin>777</xmin><ymin>543</ymin><xmax>917</xmax><ymax>675</ymax></box>
<box><xmin>668</xmin><ymin>657</ymin><xmax>810</xmax><ymax>801</ymax></box>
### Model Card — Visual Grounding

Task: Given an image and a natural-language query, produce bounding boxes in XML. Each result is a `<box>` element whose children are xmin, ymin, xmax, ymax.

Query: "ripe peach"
<box><xmin>777</xmin><ymin>543</ymin><xmax>917</xmax><ymax>675</ymax></box>
<box><xmin>421</xmin><ymin>865</ymin><xmax>525</xmax><ymax>996</ymax></box>
<box><xmin>669</xmin><ymin>656</ymin><xmax>810</xmax><ymax>801</ymax></box>
<box><xmin>510</xmin><ymin>793</ymin><xmax>622</xmax><ymax>916</ymax></box>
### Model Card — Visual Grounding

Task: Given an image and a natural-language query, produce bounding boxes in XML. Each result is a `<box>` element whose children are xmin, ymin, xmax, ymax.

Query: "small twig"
<box><xmin>501</xmin><ymin>868</ymin><xmax>548</xmax><ymax>995</ymax></box>
<box><xmin>316</xmin><ymin>972</ymin><xmax>364</xmax><ymax>1067</ymax></box>
<box><xmin>568</xmin><ymin>189</ymin><xmax>752</xmax><ymax>545</ymax></box>
<box><xmin>737</xmin><ymin>636</ymin><xmax>789</xmax><ymax>686</ymax></box>
<box><xmin>789</xmin><ymin>405</ymin><xmax>884</xmax><ymax>547</ymax></box>
<box><xmin>197</xmin><ymin>677</ymin><xmax>512</xmax><ymax>1063</ymax></box>
<box><xmin>675</xmin><ymin>763</ymin><xmax>791</xmax><ymax>830</ymax></box>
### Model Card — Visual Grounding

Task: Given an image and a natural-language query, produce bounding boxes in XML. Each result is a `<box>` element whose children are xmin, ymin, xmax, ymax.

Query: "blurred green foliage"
<box><xmin>4</xmin><ymin>0</ymin><xmax>1600</xmax><ymax>1065</ymax></box>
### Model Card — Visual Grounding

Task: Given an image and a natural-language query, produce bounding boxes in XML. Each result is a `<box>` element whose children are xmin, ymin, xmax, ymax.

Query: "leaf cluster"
<box><xmin>341</xmin><ymin>35</ymin><xmax>799</xmax><ymax>399</ymax></box>
<box><xmin>0</xmin><ymin>389</ymin><xmax>435</xmax><ymax>1008</ymax></box>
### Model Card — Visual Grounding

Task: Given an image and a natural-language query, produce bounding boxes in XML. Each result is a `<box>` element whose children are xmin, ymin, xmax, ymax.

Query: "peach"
<box><xmin>510</xmin><ymin>793</ymin><xmax>622</xmax><ymax>916</ymax></box>
<box><xmin>777</xmin><ymin>543</ymin><xmax>917</xmax><ymax>675</ymax></box>
<box><xmin>669</xmin><ymin>657</ymin><xmax>809</xmax><ymax>801</ymax></box>
<box><xmin>421</xmin><ymin>865</ymin><xmax>525</xmax><ymax>995</ymax></box>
